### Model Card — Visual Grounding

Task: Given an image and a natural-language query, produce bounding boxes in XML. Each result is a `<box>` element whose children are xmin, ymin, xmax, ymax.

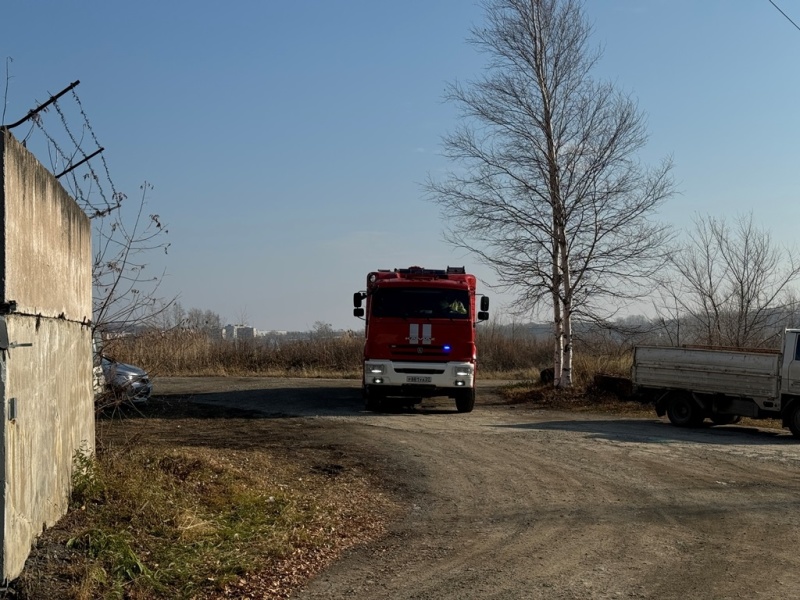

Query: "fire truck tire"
<box><xmin>456</xmin><ymin>389</ymin><xmax>475</xmax><ymax>413</ymax></box>
<box><xmin>364</xmin><ymin>389</ymin><xmax>383</xmax><ymax>412</ymax></box>
<box><xmin>666</xmin><ymin>393</ymin><xmax>703</xmax><ymax>428</ymax></box>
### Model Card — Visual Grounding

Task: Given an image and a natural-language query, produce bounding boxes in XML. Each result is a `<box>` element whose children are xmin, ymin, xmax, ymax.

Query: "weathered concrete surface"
<box><xmin>0</xmin><ymin>130</ymin><xmax>94</xmax><ymax>580</ymax></box>
<box><xmin>1</xmin><ymin>132</ymin><xmax>91</xmax><ymax>321</ymax></box>
<box><xmin>1</xmin><ymin>317</ymin><xmax>93</xmax><ymax>572</ymax></box>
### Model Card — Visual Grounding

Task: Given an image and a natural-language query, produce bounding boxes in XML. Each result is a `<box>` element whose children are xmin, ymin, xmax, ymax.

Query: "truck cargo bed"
<box><xmin>632</xmin><ymin>346</ymin><xmax>780</xmax><ymax>400</ymax></box>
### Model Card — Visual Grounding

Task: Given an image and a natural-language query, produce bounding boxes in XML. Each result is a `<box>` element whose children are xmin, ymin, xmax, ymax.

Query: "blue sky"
<box><xmin>2</xmin><ymin>1</ymin><xmax>799</xmax><ymax>331</ymax></box>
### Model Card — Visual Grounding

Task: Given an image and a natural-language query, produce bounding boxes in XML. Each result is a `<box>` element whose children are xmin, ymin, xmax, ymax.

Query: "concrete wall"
<box><xmin>0</xmin><ymin>130</ymin><xmax>94</xmax><ymax>580</ymax></box>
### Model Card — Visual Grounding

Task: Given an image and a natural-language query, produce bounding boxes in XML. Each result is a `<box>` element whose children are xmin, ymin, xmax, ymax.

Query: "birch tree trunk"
<box><xmin>552</xmin><ymin>237</ymin><xmax>563</xmax><ymax>386</ymax></box>
<box><xmin>560</xmin><ymin>235</ymin><xmax>573</xmax><ymax>388</ymax></box>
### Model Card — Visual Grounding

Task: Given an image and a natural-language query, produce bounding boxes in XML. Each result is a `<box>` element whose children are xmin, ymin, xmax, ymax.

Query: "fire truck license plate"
<box><xmin>406</xmin><ymin>376</ymin><xmax>432</xmax><ymax>383</ymax></box>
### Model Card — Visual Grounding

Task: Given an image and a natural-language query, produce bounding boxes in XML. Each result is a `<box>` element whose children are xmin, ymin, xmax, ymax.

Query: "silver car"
<box><xmin>101</xmin><ymin>356</ymin><xmax>153</xmax><ymax>404</ymax></box>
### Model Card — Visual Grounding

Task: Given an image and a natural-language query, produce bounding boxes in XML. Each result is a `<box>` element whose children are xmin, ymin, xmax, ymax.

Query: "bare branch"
<box><xmin>658</xmin><ymin>213</ymin><xmax>800</xmax><ymax>347</ymax></box>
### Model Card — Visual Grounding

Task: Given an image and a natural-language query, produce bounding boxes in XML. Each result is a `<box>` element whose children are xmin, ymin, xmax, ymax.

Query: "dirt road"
<box><xmin>157</xmin><ymin>377</ymin><xmax>800</xmax><ymax>600</ymax></box>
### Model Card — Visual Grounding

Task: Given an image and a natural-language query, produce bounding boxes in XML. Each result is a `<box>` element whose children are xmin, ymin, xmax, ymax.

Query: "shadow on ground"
<box><xmin>495</xmin><ymin>418</ymin><xmax>796</xmax><ymax>446</ymax></box>
<box><xmin>99</xmin><ymin>385</ymin><xmax>464</xmax><ymax>423</ymax></box>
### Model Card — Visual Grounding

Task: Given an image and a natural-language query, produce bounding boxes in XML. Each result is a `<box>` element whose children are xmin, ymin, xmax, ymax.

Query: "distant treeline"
<box><xmin>105</xmin><ymin>308</ymin><xmax>799</xmax><ymax>385</ymax></box>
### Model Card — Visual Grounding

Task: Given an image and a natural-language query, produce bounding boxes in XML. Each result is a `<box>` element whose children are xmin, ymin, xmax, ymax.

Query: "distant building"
<box><xmin>237</xmin><ymin>326</ymin><xmax>255</xmax><ymax>340</ymax></box>
<box><xmin>257</xmin><ymin>330</ymin><xmax>288</xmax><ymax>337</ymax></box>
<box><xmin>222</xmin><ymin>324</ymin><xmax>257</xmax><ymax>340</ymax></box>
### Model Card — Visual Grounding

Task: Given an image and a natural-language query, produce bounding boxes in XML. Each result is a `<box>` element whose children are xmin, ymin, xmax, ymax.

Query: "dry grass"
<box><xmin>500</xmin><ymin>381</ymin><xmax>652</xmax><ymax>417</ymax></box>
<box><xmin>475</xmin><ymin>323</ymin><xmax>551</xmax><ymax>377</ymax></box>
<box><xmin>104</xmin><ymin>325</ymin><xmax>620</xmax><ymax>381</ymax></box>
<box><xmin>104</xmin><ymin>331</ymin><xmax>364</xmax><ymax>379</ymax></box>
<box><xmin>11</xmin><ymin>399</ymin><xmax>399</xmax><ymax>600</ymax></box>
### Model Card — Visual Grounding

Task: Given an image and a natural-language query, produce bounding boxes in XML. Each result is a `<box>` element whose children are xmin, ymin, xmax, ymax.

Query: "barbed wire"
<box><xmin>71</xmin><ymin>89</ymin><xmax>120</xmax><ymax>202</ymax></box>
<box><xmin>2</xmin><ymin>82</ymin><xmax>120</xmax><ymax>220</ymax></box>
<box><xmin>1</xmin><ymin>78</ymin><xmax>174</xmax><ymax>331</ymax></box>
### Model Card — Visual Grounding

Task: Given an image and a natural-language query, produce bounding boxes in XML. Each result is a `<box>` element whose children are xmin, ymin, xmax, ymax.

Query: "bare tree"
<box><xmin>311</xmin><ymin>321</ymin><xmax>335</xmax><ymax>339</ymax></box>
<box><xmin>92</xmin><ymin>181</ymin><xmax>172</xmax><ymax>333</ymax></box>
<box><xmin>235</xmin><ymin>306</ymin><xmax>251</xmax><ymax>327</ymax></box>
<box><xmin>186</xmin><ymin>307</ymin><xmax>223</xmax><ymax>335</ymax></box>
<box><xmin>154</xmin><ymin>300</ymin><xmax>187</xmax><ymax>330</ymax></box>
<box><xmin>170</xmin><ymin>302</ymin><xmax>187</xmax><ymax>329</ymax></box>
<box><xmin>661</xmin><ymin>213</ymin><xmax>800</xmax><ymax>348</ymax></box>
<box><xmin>426</xmin><ymin>0</ymin><xmax>674</xmax><ymax>387</ymax></box>
<box><xmin>651</xmin><ymin>287</ymin><xmax>684</xmax><ymax>346</ymax></box>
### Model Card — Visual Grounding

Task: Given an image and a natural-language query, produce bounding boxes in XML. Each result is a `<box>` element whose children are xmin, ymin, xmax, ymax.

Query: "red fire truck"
<box><xmin>353</xmin><ymin>266</ymin><xmax>489</xmax><ymax>412</ymax></box>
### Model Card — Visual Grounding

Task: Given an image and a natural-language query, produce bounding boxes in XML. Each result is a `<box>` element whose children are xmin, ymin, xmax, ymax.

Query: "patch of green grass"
<box><xmin>65</xmin><ymin>446</ymin><xmax>326</xmax><ymax>599</ymax></box>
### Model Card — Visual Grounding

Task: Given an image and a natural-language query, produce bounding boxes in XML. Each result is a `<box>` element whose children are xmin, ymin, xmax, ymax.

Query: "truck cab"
<box><xmin>780</xmin><ymin>329</ymin><xmax>800</xmax><ymax>398</ymax></box>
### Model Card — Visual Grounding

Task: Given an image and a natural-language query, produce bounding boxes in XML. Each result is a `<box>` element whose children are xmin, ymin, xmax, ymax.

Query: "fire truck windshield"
<box><xmin>371</xmin><ymin>288</ymin><xmax>470</xmax><ymax>319</ymax></box>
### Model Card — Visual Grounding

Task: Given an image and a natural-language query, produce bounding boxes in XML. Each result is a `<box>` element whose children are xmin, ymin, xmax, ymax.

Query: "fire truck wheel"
<box><xmin>456</xmin><ymin>389</ymin><xmax>475</xmax><ymax>413</ymax></box>
<box><xmin>364</xmin><ymin>389</ymin><xmax>383</xmax><ymax>412</ymax></box>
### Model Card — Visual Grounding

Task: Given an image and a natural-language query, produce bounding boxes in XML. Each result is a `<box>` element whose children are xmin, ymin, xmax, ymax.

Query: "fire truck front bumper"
<box><xmin>363</xmin><ymin>360</ymin><xmax>475</xmax><ymax>398</ymax></box>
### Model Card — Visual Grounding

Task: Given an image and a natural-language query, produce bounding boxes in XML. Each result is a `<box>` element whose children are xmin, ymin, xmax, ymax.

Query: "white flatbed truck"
<box><xmin>632</xmin><ymin>329</ymin><xmax>800</xmax><ymax>438</ymax></box>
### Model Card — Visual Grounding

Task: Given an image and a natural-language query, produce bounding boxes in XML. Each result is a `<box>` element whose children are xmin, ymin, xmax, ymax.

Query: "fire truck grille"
<box><xmin>390</xmin><ymin>345</ymin><xmax>451</xmax><ymax>358</ymax></box>
<box><xmin>395</xmin><ymin>368</ymin><xmax>446</xmax><ymax>375</ymax></box>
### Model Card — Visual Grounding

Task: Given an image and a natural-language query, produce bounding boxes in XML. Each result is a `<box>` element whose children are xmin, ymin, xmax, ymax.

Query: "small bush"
<box><xmin>71</xmin><ymin>443</ymin><xmax>102</xmax><ymax>507</ymax></box>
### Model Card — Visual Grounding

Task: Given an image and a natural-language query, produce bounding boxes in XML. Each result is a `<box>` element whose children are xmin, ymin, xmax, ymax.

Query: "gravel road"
<box><xmin>157</xmin><ymin>377</ymin><xmax>800</xmax><ymax>600</ymax></box>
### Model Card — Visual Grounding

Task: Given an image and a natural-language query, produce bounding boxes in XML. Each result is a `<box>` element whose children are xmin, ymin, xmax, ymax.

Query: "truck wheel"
<box><xmin>788</xmin><ymin>403</ymin><xmax>800</xmax><ymax>438</ymax></box>
<box><xmin>666</xmin><ymin>394</ymin><xmax>703</xmax><ymax>427</ymax></box>
<box><xmin>364</xmin><ymin>389</ymin><xmax>383</xmax><ymax>412</ymax></box>
<box><xmin>456</xmin><ymin>389</ymin><xmax>475</xmax><ymax>413</ymax></box>
<box><xmin>711</xmin><ymin>414</ymin><xmax>741</xmax><ymax>426</ymax></box>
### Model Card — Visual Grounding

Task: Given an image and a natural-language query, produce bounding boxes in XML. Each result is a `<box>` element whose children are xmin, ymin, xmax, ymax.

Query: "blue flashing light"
<box><xmin>443</xmin><ymin>345</ymin><xmax>452</xmax><ymax>352</ymax></box>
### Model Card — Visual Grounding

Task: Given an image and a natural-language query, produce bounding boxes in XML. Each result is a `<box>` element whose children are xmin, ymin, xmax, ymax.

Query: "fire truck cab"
<box><xmin>353</xmin><ymin>266</ymin><xmax>489</xmax><ymax>413</ymax></box>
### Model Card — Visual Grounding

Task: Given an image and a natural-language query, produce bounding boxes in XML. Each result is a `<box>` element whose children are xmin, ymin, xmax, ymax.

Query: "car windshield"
<box><xmin>371</xmin><ymin>288</ymin><xmax>470</xmax><ymax>319</ymax></box>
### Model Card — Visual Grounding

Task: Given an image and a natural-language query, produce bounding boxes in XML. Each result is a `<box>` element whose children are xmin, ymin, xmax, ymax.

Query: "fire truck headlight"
<box><xmin>453</xmin><ymin>365</ymin><xmax>474</xmax><ymax>377</ymax></box>
<box><xmin>367</xmin><ymin>363</ymin><xmax>385</xmax><ymax>375</ymax></box>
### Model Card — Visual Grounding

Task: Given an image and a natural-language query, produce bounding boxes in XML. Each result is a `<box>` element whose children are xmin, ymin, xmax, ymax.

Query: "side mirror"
<box><xmin>354</xmin><ymin>307</ymin><xmax>365</xmax><ymax>318</ymax></box>
<box><xmin>478</xmin><ymin>311</ymin><xmax>489</xmax><ymax>321</ymax></box>
<box><xmin>480</xmin><ymin>296</ymin><xmax>489</xmax><ymax>311</ymax></box>
<box><xmin>353</xmin><ymin>292</ymin><xmax>365</xmax><ymax>308</ymax></box>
